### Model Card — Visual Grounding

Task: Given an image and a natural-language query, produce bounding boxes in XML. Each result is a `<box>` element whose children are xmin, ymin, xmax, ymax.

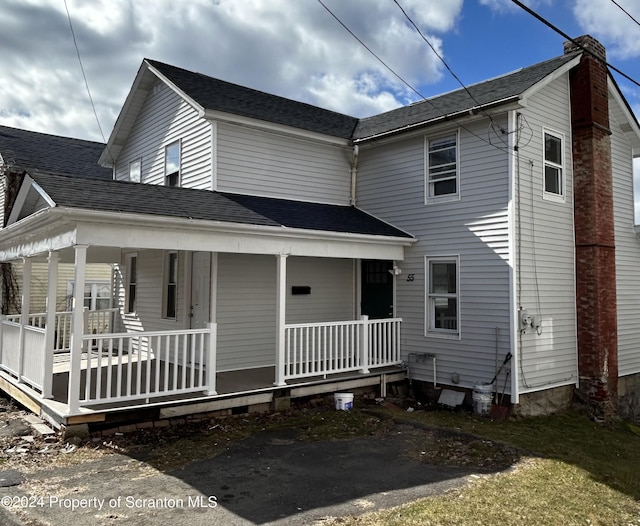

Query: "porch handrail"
<box><xmin>284</xmin><ymin>317</ymin><xmax>402</xmax><ymax>381</ymax></box>
<box><xmin>71</xmin><ymin>325</ymin><xmax>216</xmax><ymax>409</ymax></box>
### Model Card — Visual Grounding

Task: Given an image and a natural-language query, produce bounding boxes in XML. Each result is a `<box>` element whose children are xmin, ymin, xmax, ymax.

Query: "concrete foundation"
<box><xmin>512</xmin><ymin>385</ymin><xmax>574</xmax><ymax>417</ymax></box>
<box><xmin>618</xmin><ymin>373</ymin><xmax>640</xmax><ymax>422</ymax></box>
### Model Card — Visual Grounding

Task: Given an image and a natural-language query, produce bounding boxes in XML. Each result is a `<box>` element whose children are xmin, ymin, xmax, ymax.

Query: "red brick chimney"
<box><xmin>564</xmin><ymin>35</ymin><xmax>618</xmax><ymax>419</ymax></box>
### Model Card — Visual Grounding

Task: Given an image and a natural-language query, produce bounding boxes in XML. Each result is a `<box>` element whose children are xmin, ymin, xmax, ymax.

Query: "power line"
<box><xmin>315</xmin><ymin>0</ymin><xmax>511</xmax><ymax>153</ymax></box>
<box><xmin>63</xmin><ymin>0</ymin><xmax>109</xmax><ymax>147</ymax></box>
<box><xmin>510</xmin><ymin>0</ymin><xmax>640</xmax><ymax>89</ymax></box>
<box><xmin>610</xmin><ymin>0</ymin><xmax>640</xmax><ymax>28</ymax></box>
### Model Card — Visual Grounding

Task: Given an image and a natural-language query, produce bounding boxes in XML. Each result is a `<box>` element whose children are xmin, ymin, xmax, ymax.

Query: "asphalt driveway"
<box><xmin>0</xmin><ymin>419</ymin><xmax>505</xmax><ymax>526</ymax></box>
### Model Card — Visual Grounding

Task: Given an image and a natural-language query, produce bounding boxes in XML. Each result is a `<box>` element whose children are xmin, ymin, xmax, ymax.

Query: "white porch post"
<box><xmin>274</xmin><ymin>253</ymin><xmax>288</xmax><ymax>386</ymax></box>
<box><xmin>42</xmin><ymin>251</ymin><xmax>59</xmax><ymax>399</ymax></box>
<box><xmin>67</xmin><ymin>245</ymin><xmax>87</xmax><ymax>413</ymax></box>
<box><xmin>205</xmin><ymin>253</ymin><xmax>218</xmax><ymax>395</ymax></box>
<box><xmin>360</xmin><ymin>315</ymin><xmax>370</xmax><ymax>374</ymax></box>
<box><xmin>18</xmin><ymin>257</ymin><xmax>32</xmax><ymax>381</ymax></box>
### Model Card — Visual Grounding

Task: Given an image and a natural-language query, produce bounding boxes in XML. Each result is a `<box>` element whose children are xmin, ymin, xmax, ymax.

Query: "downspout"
<box><xmin>349</xmin><ymin>144</ymin><xmax>359</xmax><ymax>206</ymax></box>
<box><xmin>508</xmin><ymin>109</ymin><xmax>520</xmax><ymax>404</ymax></box>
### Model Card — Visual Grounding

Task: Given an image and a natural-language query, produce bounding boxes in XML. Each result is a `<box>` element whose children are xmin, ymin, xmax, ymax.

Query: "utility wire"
<box><xmin>510</xmin><ymin>0</ymin><xmax>640</xmax><ymax>89</ymax></box>
<box><xmin>63</xmin><ymin>0</ymin><xmax>110</xmax><ymax>151</ymax></box>
<box><xmin>316</xmin><ymin>0</ymin><xmax>511</xmax><ymax>153</ymax></box>
<box><xmin>392</xmin><ymin>0</ymin><xmax>506</xmax><ymax>134</ymax></box>
<box><xmin>610</xmin><ymin>0</ymin><xmax>640</xmax><ymax>28</ymax></box>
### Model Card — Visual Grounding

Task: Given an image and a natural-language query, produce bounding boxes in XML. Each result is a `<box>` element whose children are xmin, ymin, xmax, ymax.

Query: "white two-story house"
<box><xmin>0</xmin><ymin>35</ymin><xmax>638</xmax><ymax>430</ymax></box>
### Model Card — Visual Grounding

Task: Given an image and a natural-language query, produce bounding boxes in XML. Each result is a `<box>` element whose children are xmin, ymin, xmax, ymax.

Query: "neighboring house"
<box><xmin>0</xmin><ymin>34</ymin><xmax>638</xmax><ymax>431</ymax></box>
<box><xmin>0</xmin><ymin>126</ymin><xmax>115</xmax><ymax>328</ymax></box>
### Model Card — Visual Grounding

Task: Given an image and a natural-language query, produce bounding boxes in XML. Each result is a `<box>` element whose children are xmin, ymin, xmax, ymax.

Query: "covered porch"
<box><xmin>0</xmin><ymin>176</ymin><xmax>414</xmax><ymax>427</ymax></box>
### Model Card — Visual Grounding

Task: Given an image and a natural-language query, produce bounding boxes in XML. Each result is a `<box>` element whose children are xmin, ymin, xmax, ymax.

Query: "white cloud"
<box><xmin>478</xmin><ymin>0</ymin><xmax>551</xmax><ymax>14</ymax></box>
<box><xmin>573</xmin><ymin>0</ymin><xmax>640</xmax><ymax>59</ymax></box>
<box><xmin>0</xmin><ymin>0</ymin><xmax>463</xmax><ymax>141</ymax></box>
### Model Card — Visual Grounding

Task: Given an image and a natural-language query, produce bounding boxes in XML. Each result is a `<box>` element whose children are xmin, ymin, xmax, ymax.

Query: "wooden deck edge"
<box><xmin>159</xmin><ymin>392</ymin><xmax>274</xmax><ymax>419</ymax></box>
<box><xmin>0</xmin><ymin>374</ymin><xmax>42</xmax><ymax>415</ymax></box>
<box><xmin>289</xmin><ymin>371</ymin><xmax>406</xmax><ymax>398</ymax></box>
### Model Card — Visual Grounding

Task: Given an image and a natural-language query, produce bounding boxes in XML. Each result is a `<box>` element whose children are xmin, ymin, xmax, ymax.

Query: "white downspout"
<box><xmin>349</xmin><ymin>144</ymin><xmax>359</xmax><ymax>206</ymax></box>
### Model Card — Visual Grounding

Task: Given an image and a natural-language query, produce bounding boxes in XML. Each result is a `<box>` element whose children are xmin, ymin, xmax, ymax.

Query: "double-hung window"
<box><xmin>129</xmin><ymin>159</ymin><xmax>141</xmax><ymax>183</ymax></box>
<box><xmin>543</xmin><ymin>130</ymin><xmax>564</xmax><ymax>200</ymax></box>
<box><xmin>164</xmin><ymin>252</ymin><xmax>178</xmax><ymax>319</ymax></box>
<box><xmin>165</xmin><ymin>141</ymin><xmax>180</xmax><ymax>187</ymax></box>
<box><xmin>426</xmin><ymin>256</ymin><xmax>459</xmax><ymax>336</ymax></box>
<box><xmin>426</xmin><ymin>132</ymin><xmax>459</xmax><ymax>202</ymax></box>
<box><xmin>67</xmin><ymin>281</ymin><xmax>111</xmax><ymax>311</ymax></box>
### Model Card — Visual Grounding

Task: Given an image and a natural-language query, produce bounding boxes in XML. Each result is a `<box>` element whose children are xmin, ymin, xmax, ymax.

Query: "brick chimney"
<box><xmin>565</xmin><ymin>35</ymin><xmax>618</xmax><ymax>419</ymax></box>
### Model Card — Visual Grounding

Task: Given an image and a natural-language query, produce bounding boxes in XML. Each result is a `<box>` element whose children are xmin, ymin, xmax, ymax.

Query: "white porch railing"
<box><xmin>76</xmin><ymin>325</ymin><xmax>216</xmax><ymax>407</ymax></box>
<box><xmin>6</xmin><ymin>308</ymin><xmax>118</xmax><ymax>352</ymax></box>
<box><xmin>284</xmin><ymin>317</ymin><xmax>402</xmax><ymax>380</ymax></box>
<box><xmin>0</xmin><ymin>320</ymin><xmax>47</xmax><ymax>392</ymax></box>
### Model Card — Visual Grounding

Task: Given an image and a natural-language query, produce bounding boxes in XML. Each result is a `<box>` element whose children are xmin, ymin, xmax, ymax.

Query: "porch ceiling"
<box><xmin>0</xmin><ymin>206</ymin><xmax>412</xmax><ymax>262</ymax></box>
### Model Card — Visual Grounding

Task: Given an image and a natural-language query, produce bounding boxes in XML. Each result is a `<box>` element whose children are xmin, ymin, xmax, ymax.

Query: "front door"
<box><xmin>361</xmin><ymin>260</ymin><xmax>393</xmax><ymax>319</ymax></box>
<box><xmin>190</xmin><ymin>251</ymin><xmax>211</xmax><ymax>330</ymax></box>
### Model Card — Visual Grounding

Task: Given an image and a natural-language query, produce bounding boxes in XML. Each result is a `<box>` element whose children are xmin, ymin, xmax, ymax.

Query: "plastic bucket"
<box><xmin>472</xmin><ymin>383</ymin><xmax>493</xmax><ymax>415</ymax></box>
<box><xmin>334</xmin><ymin>392</ymin><xmax>354</xmax><ymax>411</ymax></box>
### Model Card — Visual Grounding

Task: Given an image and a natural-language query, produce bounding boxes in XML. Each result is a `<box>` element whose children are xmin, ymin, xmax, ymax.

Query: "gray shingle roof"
<box><xmin>0</xmin><ymin>125</ymin><xmax>112</xmax><ymax>179</ymax></box>
<box><xmin>352</xmin><ymin>54</ymin><xmax>580</xmax><ymax>140</ymax></box>
<box><xmin>146</xmin><ymin>60</ymin><xmax>359</xmax><ymax>139</ymax></box>
<box><xmin>28</xmin><ymin>172</ymin><xmax>412</xmax><ymax>239</ymax></box>
<box><xmin>146</xmin><ymin>53</ymin><xmax>579</xmax><ymax>142</ymax></box>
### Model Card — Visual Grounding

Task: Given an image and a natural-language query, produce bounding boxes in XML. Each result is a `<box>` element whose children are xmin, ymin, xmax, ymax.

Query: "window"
<box><xmin>165</xmin><ymin>141</ymin><xmax>180</xmax><ymax>187</ymax></box>
<box><xmin>67</xmin><ymin>281</ymin><xmax>111</xmax><ymax>311</ymax></box>
<box><xmin>126</xmin><ymin>254</ymin><xmax>137</xmax><ymax>313</ymax></box>
<box><xmin>426</xmin><ymin>257</ymin><xmax>459</xmax><ymax>336</ymax></box>
<box><xmin>543</xmin><ymin>130</ymin><xmax>564</xmax><ymax>199</ymax></box>
<box><xmin>129</xmin><ymin>159</ymin><xmax>141</xmax><ymax>183</ymax></box>
<box><xmin>164</xmin><ymin>252</ymin><xmax>178</xmax><ymax>319</ymax></box>
<box><xmin>426</xmin><ymin>132</ymin><xmax>458</xmax><ymax>202</ymax></box>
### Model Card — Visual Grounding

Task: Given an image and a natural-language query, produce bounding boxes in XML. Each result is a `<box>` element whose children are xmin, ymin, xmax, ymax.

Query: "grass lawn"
<box><xmin>327</xmin><ymin>408</ymin><xmax>640</xmax><ymax>526</ymax></box>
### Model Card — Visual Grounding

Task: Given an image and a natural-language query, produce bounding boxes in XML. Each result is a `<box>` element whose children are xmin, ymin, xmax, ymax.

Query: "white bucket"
<box><xmin>472</xmin><ymin>383</ymin><xmax>493</xmax><ymax>415</ymax></box>
<box><xmin>334</xmin><ymin>392</ymin><xmax>354</xmax><ymax>411</ymax></box>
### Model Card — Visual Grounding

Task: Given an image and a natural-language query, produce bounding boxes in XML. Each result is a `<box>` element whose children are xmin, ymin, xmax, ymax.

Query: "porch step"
<box><xmin>22</xmin><ymin>415</ymin><xmax>55</xmax><ymax>436</ymax></box>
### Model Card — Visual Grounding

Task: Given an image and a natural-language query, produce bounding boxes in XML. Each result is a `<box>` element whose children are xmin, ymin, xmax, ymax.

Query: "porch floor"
<box><xmin>0</xmin><ymin>357</ymin><xmax>406</xmax><ymax>429</ymax></box>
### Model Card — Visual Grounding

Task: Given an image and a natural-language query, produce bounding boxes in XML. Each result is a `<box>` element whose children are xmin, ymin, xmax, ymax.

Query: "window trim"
<box><xmin>425</xmin><ymin>130</ymin><xmax>460</xmax><ymax>204</ymax></box>
<box><xmin>164</xmin><ymin>140</ymin><xmax>181</xmax><ymax>187</ymax></box>
<box><xmin>125</xmin><ymin>253</ymin><xmax>138</xmax><ymax>314</ymax></box>
<box><xmin>424</xmin><ymin>255</ymin><xmax>460</xmax><ymax>339</ymax></box>
<box><xmin>67</xmin><ymin>280</ymin><xmax>112</xmax><ymax>312</ymax></box>
<box><xmin>542</xmin><ymin>128</ymin><xmax>566</xmax><ymax>202</ymax></box>
<box><xmin>128</xmin><ymin>158</ymin><xmax>141</xmax><ymax>183</ymax></box>
<box><xmin>163</xmin><ymin>251</ymin><xmax>178</xmax><ymax>320</ymax></box>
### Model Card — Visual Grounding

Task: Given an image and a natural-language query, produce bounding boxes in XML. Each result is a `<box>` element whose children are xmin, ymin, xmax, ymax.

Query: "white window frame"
<box><xmin>165</xmin><ymin>141</ymin><xmax>181</xmax><ymax>187</ymax></box>
<box><xmin>125</xmin><ymin>253</ymin><xmax>138</xmax><ymax>314</ymax></box>
<box><xmin>425</xmin><ymin>130</ymin><xmax>460</xmax><ymax>204</ymax></box>
<box><xmin>425</xmin><ymin>255</ymin><xmax>460</xmax><ymax>339</ymax></box>
<box><xmin>163</xmin><ymin>251</ymin><xmax>178</xmax><ymax>320</ymax></box>
<box><xmin>67</xmin><ymin>280</ymin><xmax>112</xmax><ymax>312</ymax></box>
<box><xmin>542</xmin><ymin>128</ymin><xmax>565</xmax><ymax>202</ymax></box>
<box><xmin>129</xmin><ymin>158</ymin><xmax>141</xmax><ymax>183</ymax></box>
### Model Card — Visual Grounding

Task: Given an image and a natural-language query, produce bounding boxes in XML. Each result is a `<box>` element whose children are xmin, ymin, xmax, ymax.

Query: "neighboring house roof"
<box><xmin>22</xmin><ymin>172</ymin><xmax>412</xmax><ymax>239</ymax></box>
<box><xmin>0</xmin><ymin>125</ymin><xmax>112</xmax><ymax>179</ymax></box>
<box><xmin>147</xmin><ymin>59</ymin><xmax>359</xmax><ymax>139</ymax></box>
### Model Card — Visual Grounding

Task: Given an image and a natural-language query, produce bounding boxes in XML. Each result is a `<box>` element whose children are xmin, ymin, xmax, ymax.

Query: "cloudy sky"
<box><xmin>0</xmin><ymin>0</ymin><xmax>638</xmax><ymax>144</ymax></box>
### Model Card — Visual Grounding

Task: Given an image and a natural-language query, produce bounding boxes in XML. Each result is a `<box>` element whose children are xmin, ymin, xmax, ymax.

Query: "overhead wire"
<box><xmin>63</xmin><ymin>0</ymin><xmax>114</xmax><ymax>164</ymax></box>
<box><xmin>315</xmin><ymin>0</ymin><xmax>512</xmax><ymax>154</ymax></box>
<box><xmin>610</xmin><ymin>0</ymin><xmax>640</xmax><ymax>28</ymax></box>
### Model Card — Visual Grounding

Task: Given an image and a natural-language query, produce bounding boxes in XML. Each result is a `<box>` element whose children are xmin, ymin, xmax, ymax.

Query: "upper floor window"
<box><xmin>129</xmin><ymin>159</ymin><xmax>141</xmax><ymax>183</ymax></box>
<box><xmin>425</xmin><ymin>256</ymin><xmax>459</xmax><ymax>337</ymax></box>
<box><xmin>426</xmin><ymin>132</ymin><xmax>459</xmax><ymax>203</ymax></box>
<box><xmin>165</xmin><ymin>141</ymin><xmax>180</xmax><ymax>187</ymax></box>
<box><xmin>543</xmin><ymin>130</ymin><xmax>564</xmax><ymax>200</ymax></box>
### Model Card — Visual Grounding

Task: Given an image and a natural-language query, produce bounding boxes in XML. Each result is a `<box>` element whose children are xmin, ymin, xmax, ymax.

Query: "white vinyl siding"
<box><xmin>515</xmin><ymin>74</ymin><xmax>577</xmax><ymax>392</ymax></box>
<box><xmin>215</xmin><ymin>254</ymin><xmax>355</xmax><ymax>371</ymax></box>
<box><xmin>357</xmin><ymin>118</ymin><xmax>512</xmax><ymax>390</ymax></box>
<box><xmin>610</xmin><ymin>95</ymin><xmax>640</xmax><ymax>377</ymax></box>
<box><xmin>216</xmin><ymin>122</ymin><xmax>351</xmax><ymax>204</ymax></box>
<box><xmin>114</xmin><ymin>82</ymin><xmax>212</xmax><ymax>190</ymax></box>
